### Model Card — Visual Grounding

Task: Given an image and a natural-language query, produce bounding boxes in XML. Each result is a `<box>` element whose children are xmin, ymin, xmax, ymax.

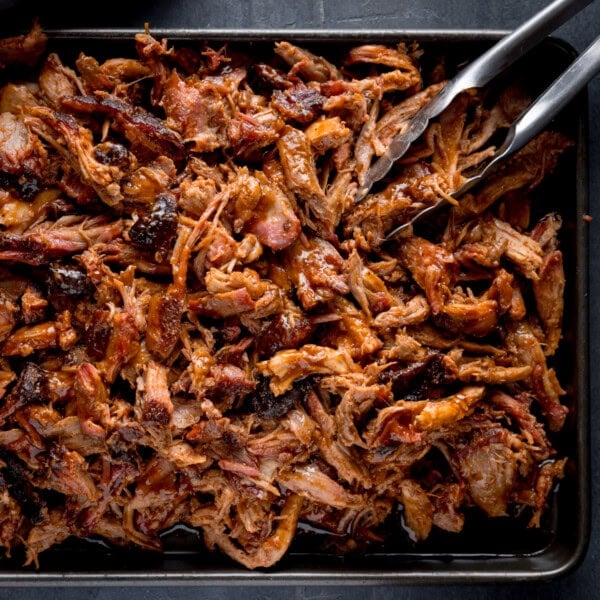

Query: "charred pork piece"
<box><xmin>272</xmin><ymin>84</ymin><xmax>325</xmax><ymax>125</ymax></box>
<box><xmin>128</xmin><ymin>192</ymin><xmax>178</xmax><ymax>262</ymax></box>
<box><xmin>379</xmin><ymin>353</ymin><xmax>458</xmax><ymax>401</ymax></box>
<box><xmin>251</xmin><ymin>376</ymin><xmax>303</xmax><ymax>419</ymax></box>
<box><xmin>255</xmin><ymin>310</ymin><xmax>315</xmax><ymax>357</ymax></box>
<box><xmin>46</xmin><ymin>263</ymin><xmax>95</xmax><ymax>310</ymax></box>
<box><xmin>62</xmin><ymin>93</ymin><xmax>186</xmax><ymax>163</ymax></box>
<box><xmin>0</xmin><ymin>363</ymin><xmax>46</xmax><ymax>424</ymax></box>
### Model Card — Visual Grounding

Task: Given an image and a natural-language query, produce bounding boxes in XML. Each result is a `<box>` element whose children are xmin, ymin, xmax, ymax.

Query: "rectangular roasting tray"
<box><xmin>0</xmin><ymin>27</ymin><xmax>590</xmax><ymax>586</ymax></box>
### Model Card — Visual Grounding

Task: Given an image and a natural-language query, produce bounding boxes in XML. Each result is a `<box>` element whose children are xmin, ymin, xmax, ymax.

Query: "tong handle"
<box><xmin>452</xmin><ymin>0</ymin><xmax>594</xmax><ymax>91</ymax></box>
<box><xmin>460</xmin><ymin>33</ymin><xmax>600</xmax><ymax>195</ymax></box>
<box><xmin>356</xmin><ymin>0</ymin><xmax>593</xmax><ymax>201</ymax></box>
<box><xmin>418</xmin><ymin>0</ymin><xmax>595</xmax><ymax>130</ymax></box>
<box><xmin>384</xmin><ymin>34</ymin><xmax>600</xmax><ymax>241</ymax></box>
<box><xmin>502</xmin><ymin>35</ymin><xmax>600</xmax><ymax>156</ymax></box>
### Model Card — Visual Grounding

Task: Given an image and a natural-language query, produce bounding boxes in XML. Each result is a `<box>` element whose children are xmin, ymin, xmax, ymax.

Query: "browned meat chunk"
<box><xmin>285</xmin><ymin>237</ymin><xmax>349</xmax><ymax>310</ymax></box>
<box><xmin>0</xmin><ymin>112</ymin><xmax>46</xmax><ymax>177</ymax></box>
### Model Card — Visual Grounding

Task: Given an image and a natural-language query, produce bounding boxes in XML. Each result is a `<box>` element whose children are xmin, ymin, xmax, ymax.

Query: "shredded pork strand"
<box><xmin>0</xmin><ymin>25</ymin><xmax>571</xmax><ymax>570</ymax></box>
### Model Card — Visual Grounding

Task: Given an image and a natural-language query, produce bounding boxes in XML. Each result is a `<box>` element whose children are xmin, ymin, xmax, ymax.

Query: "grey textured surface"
<box><xmin>0</xmin><ymin>0</ymin><xmax>598</xmax><ymax>598</ymax></box>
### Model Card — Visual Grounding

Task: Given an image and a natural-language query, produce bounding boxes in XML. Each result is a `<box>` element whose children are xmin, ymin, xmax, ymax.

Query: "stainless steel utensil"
<box><xmin>384</xmin><ymin>32</ymin><xmax>600</xmax><ymax>239</ymax></box>
<box><xmin>352</xmin><ymin>0</ymin><xmax>598</xmax><ymax>236</ymax></box>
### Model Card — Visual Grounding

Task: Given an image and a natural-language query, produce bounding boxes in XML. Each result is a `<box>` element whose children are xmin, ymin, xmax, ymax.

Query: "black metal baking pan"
<box><xmin>0</xmin><ymin>28</ymin><xmax>589</xmax><ymax>585</ymax></box>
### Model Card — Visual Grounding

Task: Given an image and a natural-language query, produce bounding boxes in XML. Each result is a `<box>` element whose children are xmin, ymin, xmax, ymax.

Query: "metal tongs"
<box><xmin>355</xmin><ymin>0</ymin><xmax>600</xmax><ymax>240</ymax></box>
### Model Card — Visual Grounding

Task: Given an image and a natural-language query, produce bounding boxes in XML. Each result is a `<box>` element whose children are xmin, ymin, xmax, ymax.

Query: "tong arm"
<box><xmin>384</xmin><ymin>34</ymin><xmax>600</xmax><ymax>241</ymax></box>
<box><xmin>355</xmin><ymin>0</ymin><xmax>594</xmax><ymax>203</ymax></box>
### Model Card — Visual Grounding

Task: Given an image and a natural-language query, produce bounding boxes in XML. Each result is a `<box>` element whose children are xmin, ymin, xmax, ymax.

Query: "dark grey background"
<box><xmin>0</xmin><ymin>0</ymin><xmax>597</xmax><ymax>598</ymax></box>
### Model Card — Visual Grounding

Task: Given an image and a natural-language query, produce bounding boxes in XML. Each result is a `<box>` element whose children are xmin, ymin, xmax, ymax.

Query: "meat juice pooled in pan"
<box><xmin>0</xmin><ymin>23</ymin><xmax>571</xmax><ymax>569</ymax></box>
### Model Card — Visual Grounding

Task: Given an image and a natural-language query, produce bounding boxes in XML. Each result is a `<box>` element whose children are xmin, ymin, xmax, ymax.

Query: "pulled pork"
<box><xmin>0</xmin><ymin>26</ymin><xmax>571</xmax><ymax>570</ymax></box>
